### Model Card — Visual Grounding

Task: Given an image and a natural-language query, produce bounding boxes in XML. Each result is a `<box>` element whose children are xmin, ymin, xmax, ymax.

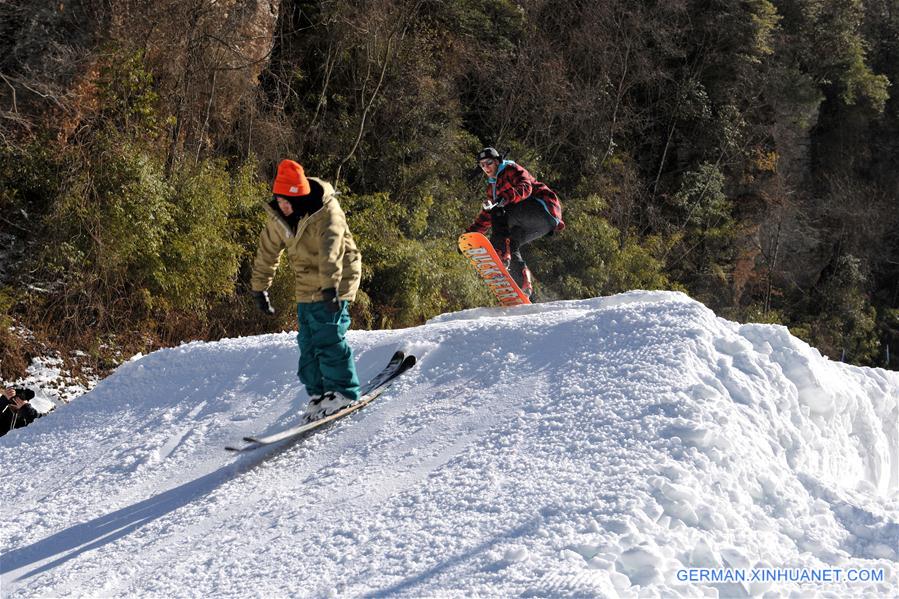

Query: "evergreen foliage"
<box><xmin>545</xmin><ymin>194</ymin><xmax>671</xmax><ymax>300</ymax></box>
<box><xmin>1</xmin><ymin>47</ymin><xmax>269</xmax><ymax>367</ymax></box>
<box><xmin>1</xmin><ymin>0</ymin><xmax>896</xmax><ymax>376</ymax></box>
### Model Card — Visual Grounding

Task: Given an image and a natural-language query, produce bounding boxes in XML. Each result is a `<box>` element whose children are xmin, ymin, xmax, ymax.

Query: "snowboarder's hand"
<box><xmin>252</xmin><ymin>290</ymin><xmax>275</xmax><ymax>315</ymax></box>
<box><xmin>321</xmin><ymin>288</ymin><xmax>340</xmax><ymax>313</ymax></box>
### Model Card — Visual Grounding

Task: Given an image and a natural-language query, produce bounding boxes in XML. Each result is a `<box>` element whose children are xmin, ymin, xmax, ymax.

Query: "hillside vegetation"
<box><xmin>1</xmin><ymin>0</ymin><xmax>897</xmax><ymax>379</ymax></box>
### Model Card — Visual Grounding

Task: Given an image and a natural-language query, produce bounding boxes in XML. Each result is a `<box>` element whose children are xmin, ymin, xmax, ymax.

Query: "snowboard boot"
<box><xmin>302</xmin><ymin>391</ymin><xmax>354</xmax><ymax>423</ymax></box>
<box><xmin>301</xmin><ymin>394</ymin><xmax>324</xmax><ymax>424</ymax></box>
<box><xmin>520</xmin><ymin>266</ymin><xmax>533</xmax><ymax>298</ymax></box>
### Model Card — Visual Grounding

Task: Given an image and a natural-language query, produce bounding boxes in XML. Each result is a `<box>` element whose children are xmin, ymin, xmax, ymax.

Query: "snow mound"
<box><xmin>2</xmin><ymin>291</ymin><xmax>897</xmax><ymax>597</ymax></box>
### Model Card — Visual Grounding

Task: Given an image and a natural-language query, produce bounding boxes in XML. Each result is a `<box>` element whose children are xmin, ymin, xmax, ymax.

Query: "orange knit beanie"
<box><xmin>272</xmin><ymin>159</ymin><xmax>310</xmax><ymax>196</ymax></box>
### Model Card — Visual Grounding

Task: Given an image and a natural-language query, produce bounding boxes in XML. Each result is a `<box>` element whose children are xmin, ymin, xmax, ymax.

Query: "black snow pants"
<box><xmin>488</xmin><ymin>198</ymin><xmax>556</xmax><ymax>287</ymax></box>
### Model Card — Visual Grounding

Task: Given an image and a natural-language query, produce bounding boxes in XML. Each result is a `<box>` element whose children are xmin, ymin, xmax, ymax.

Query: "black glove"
<box><xmin>321</xmin><ymin>288</ymin><xmax>340</xmax><ymax>313</ymax></box>
<box><xmin>252</xmin><ymin>290</ymin><xmax>275</xmax><ymax>315</ymax></box>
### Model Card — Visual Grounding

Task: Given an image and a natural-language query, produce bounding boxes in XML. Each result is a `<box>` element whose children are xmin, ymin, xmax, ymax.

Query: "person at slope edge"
<box><xmin>465</xmin><ymin>147</ymin><xmax>564</xmax><ymax>297</ymax></box>
<box><xmin>1</xmin><ymin>386</ymin><xmax>42</xmax><ymax>436</ymax></box>
<box><xmin>250</xmin><ymin>159</ymin><xmax>363</xmax><ymax>424</ymax></box>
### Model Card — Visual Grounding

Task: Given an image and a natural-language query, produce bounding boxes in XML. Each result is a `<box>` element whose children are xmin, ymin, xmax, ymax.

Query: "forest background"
<box><xmin>1</xmin><ymin>0</ymin><xmax>897</xmax><ymax>384</ymax></box>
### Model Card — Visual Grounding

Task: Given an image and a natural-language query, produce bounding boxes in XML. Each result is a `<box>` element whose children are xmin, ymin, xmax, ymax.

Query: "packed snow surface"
<box><xmin>1</xmin><ymin>291</ymin><xmax>897</xmax><ymax>598</ymax></box>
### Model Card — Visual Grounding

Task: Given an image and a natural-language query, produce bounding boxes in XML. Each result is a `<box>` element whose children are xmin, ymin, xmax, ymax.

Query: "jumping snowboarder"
<box><xmin>465</xmin><ymin>147</ymin><xmax>564</xmax><ymax>297</ymax></box>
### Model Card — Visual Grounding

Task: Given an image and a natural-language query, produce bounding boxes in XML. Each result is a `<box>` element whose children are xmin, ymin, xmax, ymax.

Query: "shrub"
<box><xmin>342</xmin><ymin>192</ymin><xmax>491</xmax><ymax>327</ymax></box>
<box><xmin>0</xmin><ymin>287</ymin><xmax>28</xmax><ymax>380</ymax></box>
<box><xmin>542</xmin><ymin>194</ymin><xmax>671</xmax><ymax>299</ymax></box>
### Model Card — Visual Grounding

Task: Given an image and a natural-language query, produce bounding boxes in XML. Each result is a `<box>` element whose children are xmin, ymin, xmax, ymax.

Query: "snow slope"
<box><xmin>1</xmin><ymin>291</ymin><xmax>897</xmax><ymax>598</ymax></box>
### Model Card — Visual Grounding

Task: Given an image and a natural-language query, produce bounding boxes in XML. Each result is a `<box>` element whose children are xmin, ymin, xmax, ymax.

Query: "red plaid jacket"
<box><xmin>466</xmin><ymin>161</ymin><xmax>565</xmax><ymax>234</ymax></box>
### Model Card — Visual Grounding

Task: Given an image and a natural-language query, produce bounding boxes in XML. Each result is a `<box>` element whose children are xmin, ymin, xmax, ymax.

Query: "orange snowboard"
<box><xmin>458</xmin><ymin>232</ymin><xmax>531</xmax><ymax>306</ymax></box>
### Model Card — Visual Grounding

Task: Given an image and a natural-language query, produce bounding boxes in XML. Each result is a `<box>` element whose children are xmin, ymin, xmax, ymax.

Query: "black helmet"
<box><xmin>476</xmin><ymin>147</ymin><xmax>500</xmax><ymax>162</ymax></box>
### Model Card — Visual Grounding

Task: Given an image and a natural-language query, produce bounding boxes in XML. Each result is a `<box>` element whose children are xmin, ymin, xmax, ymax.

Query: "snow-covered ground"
<box><xmin>6</xmin><ymin>353</ymin><xmax>95</xmax><ymax>412</ymax></box>
<box><xmin>1</xmin><ymin>291</ymin><xmax>897</xmax><ymax>598</ymax></box>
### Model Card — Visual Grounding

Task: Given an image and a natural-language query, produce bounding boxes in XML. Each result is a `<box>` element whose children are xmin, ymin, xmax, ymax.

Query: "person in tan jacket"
<box><xmin>251</xmin><ymin>159</ymin><xmax>363</xmax><ymax>422</ymax></box>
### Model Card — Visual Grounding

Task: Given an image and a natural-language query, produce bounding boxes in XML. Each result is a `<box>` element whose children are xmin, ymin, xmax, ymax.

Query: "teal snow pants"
<box><xmin>296</xmin><ymin>300</ymin><xmax>361</xmax><ymax>401</ymax></box>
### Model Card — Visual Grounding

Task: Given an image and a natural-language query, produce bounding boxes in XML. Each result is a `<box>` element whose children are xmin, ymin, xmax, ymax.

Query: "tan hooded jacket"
<box><xmin>251</xmin><ymin>177</ymin><xmax>362</xmax><ymax>302</ymax></box>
